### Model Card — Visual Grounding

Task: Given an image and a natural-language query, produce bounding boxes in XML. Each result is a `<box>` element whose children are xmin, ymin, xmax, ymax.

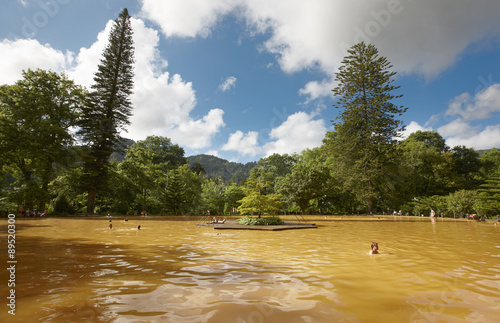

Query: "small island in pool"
<box><xmin>199</xmin><ymin>216</ymin><xmax>317</xmax><ymax>231</ymax></box>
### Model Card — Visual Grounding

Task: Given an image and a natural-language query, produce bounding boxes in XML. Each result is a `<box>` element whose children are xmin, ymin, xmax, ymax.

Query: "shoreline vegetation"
<box><xmin>4</xmin><ymin>214</ymin><xmax>495</xmax><ymax>223</ymax></box>
<box><xmin>2</xmin><ymin>39</ymin><xmax>500</xmax><ymax>220</ymax></box>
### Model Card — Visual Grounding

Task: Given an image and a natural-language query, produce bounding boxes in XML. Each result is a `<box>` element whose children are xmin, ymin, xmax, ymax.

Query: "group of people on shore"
<box><xmin>19</xmin><ymin>207</ymin><xmax>48</xmax><ymax>217</ymax></box>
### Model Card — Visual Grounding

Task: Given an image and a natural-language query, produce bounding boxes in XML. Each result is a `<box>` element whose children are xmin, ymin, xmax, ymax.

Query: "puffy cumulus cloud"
<box><xmin>140</xmin><ymin>0</ymin><xmax>238</xmax><ymax>38</ymax></box>
<box><xmin>221</xmin><ymin>130</ymin><xmax>262</xmax><ymax>156</ymax></box>
<box><xmin>298</xmin><ymin>77</ymin><xmax>336</xmax><ymax>102</ymax></box>
<box><xmin>0</xmin><ymin>17</ymin><xmax>225</xmax><ymax>149</ymax></box>
<box><xmin>169</xmin><ymin>108</ymin><xmax>225</xmax><ymax>149</ymax></box>
<box><xmin>403</xmin><ymin>118</ymin><xmax>500</xmax><ymax>150</ymax></box>
<box><xmin>0</xmin><ymin>38</ymin><xmax>73</xmax><ymax>84</ymax></box>
<box><xmin>122</xmin><ymin>19</ymin><xmax>226</xmax><ymax>148</ymax></box>
<box><xmin>219</xmin><ymin>76</ymin><xmax>237</xmax><ymax>92</ymax></box>
<box><xmin>428</xmin><ymin>116</ymin><xmax>500</xmax><ymax>150</ymax></box>
<box><xmin>443</xmin><ymin>124</ymin><xmax>500</xmax><ymax>150</ymax></box>
<box><xmin>67</xmin><ymin>22</ymin><xmax>113</xmax><ymax>87</ymax></box>
<box><xmin>398</xmin><ymin>121</ymin><xmax>433</xmax><ymax>139</ymax></box>
<box><xmin>246</xmin><ymin>0</ymin><xmax>500</xmax><ymax>78</ymax></box>
<box><xmin>205</xmin><ymin>150</ymin><xmax>220</xmax><ymax>157</ymax></box>
<box><xmin>446</xmin><ymin>84</ymin><xmax>500</xmax><ymax>121</ymax></box>
<box><xmin>263</xmin><ymin>111</ymin><xmax>326</xmax><ymax>156</ymax></box>
<box><xmin>140</xmin><ymin>0</ymin><xmax>500</xmax><ymax>101</ymax></box>
<box><xmin>436</xmin><ymin>83</ymin><xmax>500</xmax><ymax>149</ymax></box>
<box><xmin>438</xmin><ymin>118</ymin><xmax>477</xmax><ymax>138</ymax></box>
<box><xmin>221</xmin><ymin>111</ymin><xmax>326</xmax><ymax>157</ymax></box>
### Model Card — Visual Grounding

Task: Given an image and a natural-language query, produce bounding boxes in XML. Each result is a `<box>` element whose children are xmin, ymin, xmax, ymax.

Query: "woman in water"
<box><xmin>369</xmin><ymin>242</ymin><xmax>379</xmax><ymax>254</ymax></box>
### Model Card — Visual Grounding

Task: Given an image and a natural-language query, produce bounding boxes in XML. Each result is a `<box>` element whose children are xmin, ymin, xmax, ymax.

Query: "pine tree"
<box><xmin>474</xmin><ymin>170</ymin><xmax>500</xmax><ymax>218</ymax></box>
<box><xmin>78</xmin><ymin>8</ymin><xmax>135</xmax><ymax>215</ymax></box>
<box><xmin>165</xmin><ymin>169</ymin><xmax>187</xmax><ymax>215</ymax></box>
<box><xmin>330</xmin><ymin>42</ymin><xmax>406</xmax><ymax>214</ymax></box>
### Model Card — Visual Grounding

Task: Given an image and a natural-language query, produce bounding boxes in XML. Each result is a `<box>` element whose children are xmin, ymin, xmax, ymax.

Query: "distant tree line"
<box><xmin>1</xmin><ymin>38</ymin><xmax>499</xmax><ymax>219</ymax></box>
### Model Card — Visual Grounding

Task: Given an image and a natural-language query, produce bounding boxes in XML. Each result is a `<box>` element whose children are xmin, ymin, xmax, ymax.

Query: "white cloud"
<box><xmin>219</xmin><ymin>76</ymin><xmax>237</xmax><ymax>92</ymax></box>
<box><xmin>140</xmin><ymin>0</ymin><xmax>500</xmax><ymax>102</ymax></box>
<box><xmin>205</xmin><ymin>150</ymin><xmax>220</xmax><ymax>157</ymax></box>
<box><xmin>0</xmin><ymin>18</ymin><xmax>226</xmax><ymax>150</ymax></box>
<box><xmin>263</xmin><ymin>111</ymin><xmax>326</xmax><ymax>156</ymax></box>
<box><xmin>446</xmin><ymin>84</ymin><xmax>500</xmax><ymax>121</ymax></box>
<box><xmin>140</xmin><ymin>0</ymin><xmax>238</xmax><ymax>38</ymax></box>
<box><xmin>444</xmin><ymin>124</ymin><xmax>500</xmax><ymax>150</ymax></box>
<box><xmin>221</xmin><ymin>130</ymin><xmax>262</xmax><ymax>156</ymax></box>
<box><xmin>67</xmin><ymin>22</ymin><xmax>113</xmax><ymax>87</ymax></box>
<box><xmin>438</xmin><ymin>119</ymin><xmax>477</xmax><ymax>138</ymax></box>
<box><xmin>0</xmin><ymin>38</ymin><xmax>74</xmax><ymax>84</ymax></box>
<box><xmin>221</xmin><ymin>111</ymin><xmax>326</xmax><ymax>157</ymax></box>
<box><xmin>401</xmin><ymin>118</ymin><xmax>500</xmax><ymax>150</ymax></box>
<box><xmin>299</xmin><ymin>77</ymin><xmax>336</xmax><ymax>102</ymax></box>
<box><xmin>399</xmin><ymin>121</ymin><xmax>433</xmax><ymax>139</ymax></box>
<box><xmin>169</xmin><ymin>108</ymin><xmax>226</xmax><ymax>149</ymax></box>
<box><xmin>126</xmin><ymin>19</ymin><xmax>226</xmax><ymax>148</ymax></box>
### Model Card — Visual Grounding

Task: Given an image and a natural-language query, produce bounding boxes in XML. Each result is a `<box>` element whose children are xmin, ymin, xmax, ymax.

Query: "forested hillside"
<box><xmin>187</xmin><ymin>154</ymin><xmax>256</xmax><ymax>183</ymax></box>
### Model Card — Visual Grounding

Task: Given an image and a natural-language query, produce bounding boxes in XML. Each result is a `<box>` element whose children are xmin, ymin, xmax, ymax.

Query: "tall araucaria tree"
<box><xmin>329</xmin><ymin>42</ymin><xmax>406</xmax><ymax>214</ymax></box>
<box><xmin>78</xmin><ymin>8</ymin><xmax>135</xmax><ymax>215</ymax></box>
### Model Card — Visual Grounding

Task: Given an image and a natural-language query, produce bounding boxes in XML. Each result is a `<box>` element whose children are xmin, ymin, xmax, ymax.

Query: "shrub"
<box><xmin>238</xmin><ymin>215</ymin><xmax>284</xmax><ymax>226</ymax></box>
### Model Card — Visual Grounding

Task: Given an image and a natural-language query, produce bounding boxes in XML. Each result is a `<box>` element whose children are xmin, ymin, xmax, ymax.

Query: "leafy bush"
<box><xmin>52</xmin><ymin>194</ymin><xmax>76</xmax><ymax>215</ymax></box>
<box><xmin>238</xmin><ymin>215</ymin><xmax>284</xmax><ymax>226</ymax></box>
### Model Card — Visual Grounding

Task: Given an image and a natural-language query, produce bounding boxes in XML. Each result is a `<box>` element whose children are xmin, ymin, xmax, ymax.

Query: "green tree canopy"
<box><xmin>407</xmin><ymin>130</ymin><xmax>448</xmax><ymax>153</ymax></box>
<box><xmin>0</xmin><ymin>69</ymin><xmax>84</xmax><ymax>210</ymax></box>
<box><xmin>238</xmin><ymin>180</ymin><xmax>283</xmax><ymax>216</ymax></box>
<box><xmin>275</xmin><ymin>149</ymin><xmax>330</xmax><ymax>214</ymax></box>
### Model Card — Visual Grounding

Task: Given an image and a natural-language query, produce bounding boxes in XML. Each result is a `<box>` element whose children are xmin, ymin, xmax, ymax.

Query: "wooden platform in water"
<box><xmin>198</xmin><ymin>220</ymin><xmax>317</xmax><ymax>231</ymax></box>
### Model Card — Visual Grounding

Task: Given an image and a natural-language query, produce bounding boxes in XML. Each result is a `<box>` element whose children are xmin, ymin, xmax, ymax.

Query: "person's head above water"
<box><xmin>370</xmin><ymin>242</ymin><xmax>379</xmax><ymax>254</ymax></box>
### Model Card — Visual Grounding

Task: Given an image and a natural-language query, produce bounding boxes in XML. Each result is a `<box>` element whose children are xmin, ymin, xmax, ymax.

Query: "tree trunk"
<box><xmin>365</xmin><ymin>179</ymin><xmax>373</xmax><ymax>214</ymax></box>
<box><xmin>38</xmin><ymin>159</ymin><xmax>53</xmax><ymax>211</ymax></box>
<box><xmin>86</xmin><ymin>187</ymin><xmax>96</xmax><ymax>215</ymax></box>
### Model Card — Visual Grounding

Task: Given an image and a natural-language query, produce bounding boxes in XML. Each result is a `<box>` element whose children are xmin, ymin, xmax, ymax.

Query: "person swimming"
<box><xmin>137</xmin><ymin>225</ymin><xmax>141</xmax><ymax>230</ymax></box>
<box><xmin>369</xmin><ymin>242</ymin><xmax>379</xmax><ymax>254</ymax></box>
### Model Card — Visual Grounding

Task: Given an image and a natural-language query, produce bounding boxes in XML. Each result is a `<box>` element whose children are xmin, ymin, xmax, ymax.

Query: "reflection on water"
<box><xmin>1</xmin><ymin>216</ymin><xmax>499</xmax><ymax>322</ymax></box>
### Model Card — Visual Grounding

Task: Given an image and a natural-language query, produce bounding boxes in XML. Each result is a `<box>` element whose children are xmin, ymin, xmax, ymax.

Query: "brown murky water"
<box><xmin>1</xmin><ymin>216</ymin><xmax>499</xmax><ymax>322</ymax></box>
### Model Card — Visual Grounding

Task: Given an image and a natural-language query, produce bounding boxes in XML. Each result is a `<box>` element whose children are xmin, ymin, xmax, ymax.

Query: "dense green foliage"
<box><xmin>2</xmin><ymin>40</ymin><xmax>500</xmax><ymax>219</ymax></box>
<box><xmin>0</xmin><ymin>69</ymin><xmax>85</xmax><ymax>210</ymax></box>
<box><xmin>237</xmin><ymin>180</ymin><xmax>284</xmax><ymax>215</ymax></box>
<box><xmin>238</xmin><ymin>215</ymin><xmax>284</xmax><ymax>226</ymax></box>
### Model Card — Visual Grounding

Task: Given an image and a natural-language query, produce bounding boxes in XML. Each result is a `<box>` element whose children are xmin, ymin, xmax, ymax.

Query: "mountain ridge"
<box><xmin>187</xmin><ymin>154</ymin><xmax>256</xmax><ymax>183</ymax></box>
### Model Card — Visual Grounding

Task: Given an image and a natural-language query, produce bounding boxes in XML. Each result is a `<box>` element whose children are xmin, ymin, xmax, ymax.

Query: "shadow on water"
<box><xmin>1</xmin><ymin>234</ymin><xmax>197</xmax><ymax>321</ymax></box>
<box><xmin>2</xmin><ymin>231</ymin><xmax>340</xmax><ymax>322</ymax></box>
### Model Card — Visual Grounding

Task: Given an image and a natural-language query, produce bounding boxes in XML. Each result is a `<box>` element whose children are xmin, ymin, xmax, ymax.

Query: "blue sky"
<box><xmin>1</xmin><ymin>0</ymin><xmax>500</xmax><ymax>163</ymax></box>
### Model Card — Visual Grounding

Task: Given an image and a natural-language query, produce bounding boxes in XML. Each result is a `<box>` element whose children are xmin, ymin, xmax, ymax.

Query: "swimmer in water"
<box><xmin>137</xmin><ymin>225</ymin><xmax>141</xmax><ymax>230</ymax></box>
<box><xmin>109</xmin><ymin>223</ymin><xmax>113</xmax><ymax>229</ymax></box>
<box><xmin>369</xmin><ymin>242</ymin><xmax>379</xmax><ymax>254</ymax></box>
